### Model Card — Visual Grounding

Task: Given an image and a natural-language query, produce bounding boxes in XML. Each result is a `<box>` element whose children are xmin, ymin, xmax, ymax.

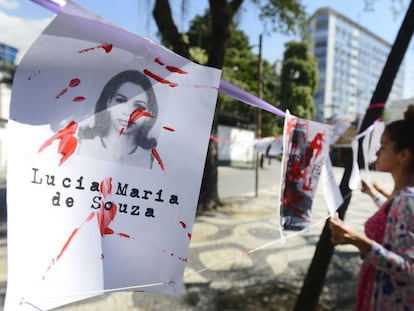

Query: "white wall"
<box><xmin>217</xmin><ymin>125</ymin><xmax>255</xmax><ymax>163</ymax></box>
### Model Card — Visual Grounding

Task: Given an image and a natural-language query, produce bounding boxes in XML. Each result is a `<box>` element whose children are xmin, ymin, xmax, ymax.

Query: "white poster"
<box><xmin>349</xmin><ymin>120</ymin><xmax>384</xmax><ymax>190</ymax></box>
<box><xmin>278</xmin><ymin>111</ymin><xmax>334</xmax><ymax>232</ymax></box>
<box><xmin>5</xmin><ymin>1</ymin><xmax>221</xmax><ymax>310</ymax></box>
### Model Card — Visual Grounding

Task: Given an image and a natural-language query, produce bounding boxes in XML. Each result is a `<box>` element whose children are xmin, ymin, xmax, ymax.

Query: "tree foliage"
<box><xmin>218</xmin><ymin>23</ymin><xmax>280</xmax><ymax>136</ymax></box>
<box><xmin>186</xmin><ymin>11</ymin><xmax>282</xmax><ymax>138</ymax></box>
<box><xmin>279</xmin><ymin>41</ymin><xmax>318</xmax><ymax>120</ymax></box>
<box><xmin>152</xmin><ymin>0</ymin><xmax>306</xmax><ymax>212</ymax></box>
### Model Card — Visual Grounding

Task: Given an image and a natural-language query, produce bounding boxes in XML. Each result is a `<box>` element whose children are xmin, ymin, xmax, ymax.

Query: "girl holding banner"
<box><xmin>329</xmin><ymin>110</ymin><xmax>414</xmax><ymax>310</ymax></box>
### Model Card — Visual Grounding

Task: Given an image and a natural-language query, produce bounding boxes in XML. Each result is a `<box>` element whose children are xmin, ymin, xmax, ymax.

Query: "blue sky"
<box><xmin>1</xmin><ymin>0</ymin><xmax>413</xmax><ymax>96</ymax></box>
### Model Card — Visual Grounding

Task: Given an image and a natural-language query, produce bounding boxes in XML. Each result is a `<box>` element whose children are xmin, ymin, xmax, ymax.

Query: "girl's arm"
<box><xmin>362</xmin><ymin>194</ymin><xmax>414</xmax><ymax>281</ymax></box>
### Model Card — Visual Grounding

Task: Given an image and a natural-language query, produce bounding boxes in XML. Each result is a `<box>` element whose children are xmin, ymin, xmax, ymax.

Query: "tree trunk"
<box><xmin>294</xmin><ymin>1</ymin><xmax>414</xmax><ymax>309</ymax></box>
<box><xmin>197</xmin><ymin>0</ymin><xmax>243</xmax><ymax>212</ymax></box>
<box><xmin>152</xmin><ymin>0</ymin><xmax>190</xmax><ymax>59</ymax></box>
<box><xmin>152</xmin><ymin>0</ymin><xmax>245</xmax><ymax>213</ymax></box>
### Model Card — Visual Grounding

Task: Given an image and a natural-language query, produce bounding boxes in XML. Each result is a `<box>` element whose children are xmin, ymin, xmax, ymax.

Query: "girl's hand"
<box><xmin>372</xmin><ymin>182</ymin><xmax>391</xmax><ymax>198</ymax></box>
<box><xmin>361</xmin><ymin>180</ymin><xmax>375</xmax><ymax>197</ymax></box>
<box><xmin>329</xmin><ymin>213</ymin><xmax>373</xmax><ymax>255</ymax></box>
<box><xmin>329</xmin><ymin>214</ymin><xmax>351</xmax><ymax>245</ymax></box>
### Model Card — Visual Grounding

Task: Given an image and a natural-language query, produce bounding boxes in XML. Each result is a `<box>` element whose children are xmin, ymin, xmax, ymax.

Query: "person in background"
<box><xmin>329</xmin><ymin>109</ymin><xmax>414</xmax><ymax>310</ymax></box>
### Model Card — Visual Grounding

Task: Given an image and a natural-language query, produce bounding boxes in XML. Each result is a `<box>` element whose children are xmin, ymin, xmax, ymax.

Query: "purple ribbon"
<box><xmin>30</xmin><ymin>1</ymin><xmax>286</xmax><ymax>119</ymax></box>
<box><xmin>219</xmin><ymin>79</ymin><xmax>285</xmax><ymax>118</ymax></box>
<box><xmin>30</xmin><ymin>0</ymin><xmax>63</xmax><ymax>13</ymax></box>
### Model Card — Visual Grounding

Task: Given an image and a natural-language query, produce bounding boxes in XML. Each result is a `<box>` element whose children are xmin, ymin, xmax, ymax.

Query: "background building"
<box><xmin>0</xmin><ymin>42</ymin><xmax>17</xmax><ymax>182</ymax></box>
<box><xmin>0</xmin><ymin>43</ymin><xmax>18</xmax><ymax>64</ymax></box>
<box><xmin>307</xmin><ymin>7</ymin><xmax>405</xmax><ymax>122</ymax></box>
<box><xmin>388</xmin><ymin>97</ymin><xmax>414</xmax><ymax>123</ymax></box>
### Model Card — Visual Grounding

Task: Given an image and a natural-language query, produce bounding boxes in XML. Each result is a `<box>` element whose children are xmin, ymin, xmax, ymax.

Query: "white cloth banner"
<box><xmin>5</xmin><ymin>1</ymin><xmax>221</xmax><ymax>310</ymax></box>
<box><xmin>349</xmin><ymin>120</ymin><xmax>384</xmax><ymax>190</ymax></box>
<box><xmin>321</xmin><ymin>157</ymin><xmax>344</xmax><ymax>217</ymax></box>
<box><xmin>278</xmin><ymin>111</ymin><xmax>334</xmax><ymax>233</ymax></box>
<box><xmin>253</xmin><ymin>136</ymin><xmax>283</xmax><ymax>157</ymax></box>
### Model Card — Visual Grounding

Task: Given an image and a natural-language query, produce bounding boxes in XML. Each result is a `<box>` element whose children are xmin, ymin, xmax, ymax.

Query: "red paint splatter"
<box><xmin>56</xmin><ymin>228</ymin><xmax>79</xmax><ymax>261</ymax></box>
<box><xmin>103</xmin><ymin>227</ymin><xmax>114</xmax><ymax>235</ymax></box>
<box><xmin>100</xmin><ymin>177</ymin><xmax>113</xmax><ymax>198</ymax></box>
<box><xmin>73</xmin><ymin>96</ymin><xmax>86</xmax><ymax>102</ymax></box>
<box><xmin>309</xmin><ymin>132</ymin><xmax>324</xmax><ymax>160</ymax></box>
<box><xmin>69</xmin><ymin>78</ymin><xmax>80</xmax><ymax>87</ymax></box>
<box><xmin>179</xmin><ymin>221</ymin><xmax>187</xmax><ymax>229</ymax></box>
<box><xmin>58</xmin><ymin>135</ymin><xmax>78</xmax><ymax>166</ymax></box>
<box><xmin>97</xmin><ymin>178</ymin><xmax>117</xmax><ymax>237</ymax></box>
<box><xmin>286</xmin><ymin>117</ymin><xmax>298</xmax><ymax>136</ymax></box>
<box><xmin>187</xmin><ymin>233</ymin><xmax>192</xmax><ymax>240</ymax></box>
<box><xmin>56</xmin><ymin>78</ymin><xmax>81</xmax><ymax>99</ymax></box>
<box><xmin>153</xmin><ymin>57</ymin><xmax>187</xmax><ymax>74</ymax></box>
<box><xmin>42</xmin><ymin>177</ymin><xmax>138</xmax><ymax>279</ymax></box>
<box><xmin>97</xmin><ymin>200</ymin><xmax>117</xmax><ymax>237</ymax></box>
<box><xmin>126</xmin><ymin>108</ymin><xmax>154</xmax><ymax>130</ymax></box>
<box><xmin>154</xmin><ymin>57</ymin><xmax>165</xmax><ymax>65</ymax></box>
<box><xmin>78</xmin><ymin>43</ymin><xmax>113</xmax><ymax>54</ymax></box>
<box><xmin>143</xmin><ymin>69</ymin><xmax>178</xmax><ymax>87</ymax></box>
<box><xmin>38</xmin><ymin>121</ymin><xmax>78</xmax><ymax>166</ymax></box>
<box><xmin>302</xmin><ymin>176</ymin><xmax>313</xmax><ymax>191</ymax></box>
<box><xmin>43</xmin><ymin>211</ymin><xmax>95</xmax><ymax>279</ymax></box>
<box><xmin>151</xmin><ymin>148</ymin><xmax>164</xmax><ymax>170</ymax></box>
<box><xmin>85</xmin><ymin>212</ymin><xmax>96</xmax><ymax>222</ymax></box>
<box><xmin>163</xmin><ymin>126</ymin><xmax>175</xmax><ymax>132</ymax></box>
<box><xmin>55</xmin><ymin>88</ymin><xmax>68</xmax><ymax>99</ymax></box>
<box><xmin>78</xmin><ymin>47</ymin><xmax>94</xmax><ymax>53</ymax></box>
<box><xmin>166</xmin><ymin>65</ymin><xmax>187</xmax><ymax>74</ymax></box>
<box><xmin>119</xmin><ymin>108</ymin><xmax>154</xmax><ymax>135</ymax></box>
<box><xmin>99</xmin><ymin>43</ymin><xmax>113</xmax><ymax>53</ymax></box>
<box><xmin>118</xmin><ymin>233</ymin><xmax>131</xmax><ymax>238</ymax></box>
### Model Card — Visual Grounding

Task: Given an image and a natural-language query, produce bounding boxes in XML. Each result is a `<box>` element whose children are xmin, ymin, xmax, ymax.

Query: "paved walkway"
<box><xmin>0</xmin><ymin>163</ymin><xmax>394</xmax><ymax>310</ymax></box>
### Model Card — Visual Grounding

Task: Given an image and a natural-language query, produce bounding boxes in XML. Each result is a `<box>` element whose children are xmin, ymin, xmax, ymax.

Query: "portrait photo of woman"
<box><xmin>77</xmin><ymin>70</ymin><xmax>159</xmax><ymax>168</ymax></box>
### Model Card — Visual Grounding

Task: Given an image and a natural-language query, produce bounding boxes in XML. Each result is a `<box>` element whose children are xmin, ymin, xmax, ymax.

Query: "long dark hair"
<box><xmin>385</xmin><ymin>106</ymin><xmax>414</xmax><ymax>171</ymax></box>
<box><xmin>79</xmin><ymin>70</ymin><xmax>158</xmax><ymax>150</ymax></box>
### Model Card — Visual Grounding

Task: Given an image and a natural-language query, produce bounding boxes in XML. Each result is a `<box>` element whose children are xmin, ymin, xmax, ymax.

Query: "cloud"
<box><xmin>0</xmin><ymin>11</ymin><xmax>52</xmax><ymax>63</ymax></box>
<box><xmin>0</xmin><ymin>0</ymin><xmax>19</xmax><ymax>10</ymax></box>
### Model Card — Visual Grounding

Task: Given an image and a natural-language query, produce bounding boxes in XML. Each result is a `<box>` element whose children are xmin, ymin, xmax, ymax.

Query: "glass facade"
<box><xmin>0</xmin><ymin>43</ymin><xmax>18</xmax><ymax>64</ymax></box>
<box><xmin>307</xmin><ymin>8</ymin><xmax>405</xmax><ymax>122</ymax></box>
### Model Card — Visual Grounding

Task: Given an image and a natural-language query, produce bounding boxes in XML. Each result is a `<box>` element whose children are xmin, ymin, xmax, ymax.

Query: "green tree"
<box><xmin>217</xmin><ymin>23</ymin><xmax>280</xmax><ymax>137</ymax></box>
<box><xmin>279</xmin><ymin>41</ymin><xmax>318</xmax><ymax>120</ymax></box>
<box><xmin>152</xmin><ymin>0</ymin><xmax>304</xmax><ymax>211</ymax></box>
<box><xmin>185</xmin><ymin>10</ymin><xmax>282</xmax><ymax>136</ymax></box>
